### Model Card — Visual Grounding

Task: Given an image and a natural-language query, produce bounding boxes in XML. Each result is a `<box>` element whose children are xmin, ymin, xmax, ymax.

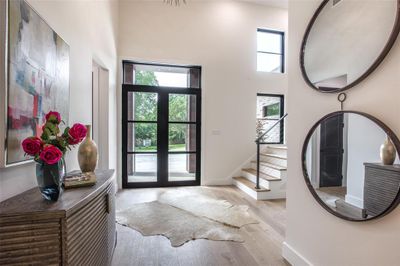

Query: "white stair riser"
<box><xmin>232</xmin><ymin>179</ymin><xmax>258</xmax><ymax>199</ymax></box>
<box><xmin>241</xmin><ymin>171</ymin><xmax>271</xmax><ymax>189</ymax></box>
<box><xmin>241</xmin><ymin>170</ymin><xmax>285</xmax><ymax>191</ymax></box>
<box><xmin>233</xmin><ymin>179</ymin><xmax>285</xmax><ymax>200</ymax></box>
<box><xmin>248</xmin><ymin>165</ymin><xmax>287</xmax><ymax>181</ymax></box>
<box><xmin>260</xmin><ymin>155</ymin><xmax>287</xmax><ymax>167</ymax></box>
<box><xmin>263</xmin><ymin>146</ymin><xmax>287</xmax><ymax>156</ymax></box>
<box><xmin>250</xmin><ymin>163</ymin><xmax>283</xmax><ymax>178</ymax></box>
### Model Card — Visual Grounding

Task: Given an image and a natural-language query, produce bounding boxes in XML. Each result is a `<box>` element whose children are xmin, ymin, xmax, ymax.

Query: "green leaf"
<box><xmin>63</xmin><ymin>127</ymin><xmax>70</xmax><ymax>138</ymax></box>
<box><xmin>41</xmin><ymin>130</ymin><xmax>49</xmax><ymax>141</ymax></box>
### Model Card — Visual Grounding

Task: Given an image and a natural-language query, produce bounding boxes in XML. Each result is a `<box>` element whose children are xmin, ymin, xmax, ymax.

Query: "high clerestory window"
<box><xmin>257</xmin><ymin>29</ymin><xmax>285</xmax><ymax>73</ymax></box>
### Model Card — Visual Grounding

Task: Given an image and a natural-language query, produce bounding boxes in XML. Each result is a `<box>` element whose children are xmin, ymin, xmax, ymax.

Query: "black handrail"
<box><xmin>254</xmin><ymin>113</ymin><xmax>288</xmax><ymax>189</ymax></box>
<box><xmin>256</xmin><ymin>113</ymin><xmax>288</xmax><ymax>144</ymax></box>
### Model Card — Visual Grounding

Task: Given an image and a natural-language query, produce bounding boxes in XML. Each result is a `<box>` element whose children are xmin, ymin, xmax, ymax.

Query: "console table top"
<box><xmin>364</xmin><ymin>163</ymin><xmax>400</xmax><ymax>172</ymax></box>
<box><xmin>0</xmin><ymin>169</ymin><xmax>115</xmax><ymax>217</ymax></box>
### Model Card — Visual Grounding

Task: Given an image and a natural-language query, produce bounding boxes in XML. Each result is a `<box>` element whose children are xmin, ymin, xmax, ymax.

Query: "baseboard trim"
<box><xmin>282</xmin><ymin>241</ymin><xmax>312</xmax><ymax>266</ymax></box>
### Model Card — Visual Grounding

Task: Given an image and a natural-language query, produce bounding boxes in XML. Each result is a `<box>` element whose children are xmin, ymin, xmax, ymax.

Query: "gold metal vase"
<box><xmin>78</xmin><ymin>125</ymin><xmax>98</xmax><ymax>172</ymax></box>
<box><xmin>380</xmin><ymin>136</ymin><xmax>396</xmax><ymax>165</ymax></box>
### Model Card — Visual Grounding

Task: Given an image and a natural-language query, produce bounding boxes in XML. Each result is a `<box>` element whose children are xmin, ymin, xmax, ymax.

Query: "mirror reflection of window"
<box><xmin>314</xmin><ymin>74</ymin><xmax>347</xmax><ymax>92</ymax></box>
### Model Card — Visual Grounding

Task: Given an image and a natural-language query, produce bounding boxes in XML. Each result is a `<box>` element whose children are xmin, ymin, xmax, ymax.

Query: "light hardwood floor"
<box><xmin>112</xmin><ymin>186</ymin><xmax>288</xmax><ymax>266</ymax></box>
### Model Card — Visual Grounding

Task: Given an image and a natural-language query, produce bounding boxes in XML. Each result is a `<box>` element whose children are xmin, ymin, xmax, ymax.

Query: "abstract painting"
<box><xmin>1</xmin><ymin>0</ymin><xmax>70</xmax><ymax>166</ymax></box>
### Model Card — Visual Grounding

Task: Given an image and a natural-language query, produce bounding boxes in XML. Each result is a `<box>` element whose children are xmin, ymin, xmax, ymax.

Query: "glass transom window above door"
<box><xmin>122</xmin><ymin>61</ymin><xmax>201</xmax><ymax>188</ymax></box>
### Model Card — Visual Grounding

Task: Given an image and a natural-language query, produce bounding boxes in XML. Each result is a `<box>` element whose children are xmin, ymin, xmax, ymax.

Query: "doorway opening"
<box><xmin>92</xmin><ymin>61</ymin><xmax>110</xmax><ymax>170</ymax></box>
<box><xmin>122</xmin><ymin>61</ymin><xmax>201</xmax><ymax>188</ymax></box>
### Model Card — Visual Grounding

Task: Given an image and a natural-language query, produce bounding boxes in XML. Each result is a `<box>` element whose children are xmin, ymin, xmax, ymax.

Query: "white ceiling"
<box><xmin>137</xmin><ymin>0</ymin><xmax>289</xmax><ymax>9</ymax></box>
<box><xmin>241</xmin><ymin>0</ymin><xmax>288</xmax><ymax>9</ymax></box>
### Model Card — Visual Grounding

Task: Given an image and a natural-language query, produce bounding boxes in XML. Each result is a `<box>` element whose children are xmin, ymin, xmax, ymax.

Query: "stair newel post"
<box><xmin>256</xmin><ymin>140</ymin><xmax>261</xmax><ymax>190</ymax></box>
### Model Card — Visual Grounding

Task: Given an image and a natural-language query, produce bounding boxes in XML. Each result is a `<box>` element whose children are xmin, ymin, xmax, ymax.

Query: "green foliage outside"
<box><xmin>136</xmin><ymin>70</ymin><xmax>159</xmax><ymax>86</ymax></box>
<box><xmin>136</xmin><ymin>144</ymin><xmax>186</xmax><ymax>152</ymax></box>
<box><xmin>134</xmin><ymin>71</ymin><xmax>189</xmax><ymax>150</ymax></box>
<box><xmin>263</xmin><ymin>102</ymin><xmax>280</xmax><ymax>118</ymax></box>
<box><xmin>169</xmin><ymin>96</ymin><xmax>188</xmax><ymax>145</ymax></box>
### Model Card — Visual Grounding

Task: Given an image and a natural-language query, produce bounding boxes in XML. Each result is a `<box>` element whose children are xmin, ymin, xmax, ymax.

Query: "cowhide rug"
<box><xmin>116</xmin><ymin>190</ymin><xmax>258</xmax><ymax>247</ymax></box>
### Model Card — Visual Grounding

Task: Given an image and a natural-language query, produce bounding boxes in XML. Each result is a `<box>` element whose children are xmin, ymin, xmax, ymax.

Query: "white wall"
<box><xmin>305</xmin><ymin>126</ymin><xmax>320</xmax><ymax>188</ymax></box>
<box><xmin>345</xmin><ymin>113</ymin><xmax>387</xmax><ymax>208</ymax></box>
<box><xmin>0</xmin><ymin>0</ymin><xmax>119</xmax><ymax>201</ymax></box>
<box><xmin>284</xmin><ymin>1</ymin><xmax>400</xmax><ymax>265</ymax></box>
<box><xmin>117</xmin><ymin>0</ymin><xmax>288</xmax><ymax>187</ymax></box>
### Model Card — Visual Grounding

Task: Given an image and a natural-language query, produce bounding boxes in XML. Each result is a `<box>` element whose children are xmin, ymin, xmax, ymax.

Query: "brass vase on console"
<box><xmin>78</xmin><ymin>125</ymin><xmax>98</xmax><ymax>172</ymax></box>
<box><xmin>380</xmin><ymin>136</ymin><xmax>396</xmax><ymax>165</ymax></box>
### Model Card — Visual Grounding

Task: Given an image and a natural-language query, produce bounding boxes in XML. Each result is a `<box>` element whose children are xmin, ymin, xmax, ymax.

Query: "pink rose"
<box><xmin>68</xmin><ymin>123</ymin><xmax>87</xmax><ymax>145</ymax></box>
<box><xmin>45</xmin><ymin>111</ymin><xmax>61</xmax><ymax>124</ymax></box>
<box><xmin>22</xmin><ymin>137</ymin><xmax>42</xmax><ymax>156</ymax></box>
<box><xmin>40</xmin><ymin>145</ymin><xmax>63</xmax><ymax>165</ymax></box>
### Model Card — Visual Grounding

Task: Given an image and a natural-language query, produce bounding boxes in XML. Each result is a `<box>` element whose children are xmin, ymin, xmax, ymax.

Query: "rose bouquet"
<box><xmin>22</xmin><ymin>111</ymin><xmax>87</xmax><ymax>163</ymax></box>
<box><xmin>21</xmin><ymin>111</ymin><xmax>87</xmax><ymax>201</ymax></box>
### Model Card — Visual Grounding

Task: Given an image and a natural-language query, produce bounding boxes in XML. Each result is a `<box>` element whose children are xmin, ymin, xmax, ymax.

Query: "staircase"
<box><xmin>233</xmin><ymin>113</ymin><xmax>288</xmax><ymax>200</ymax></box>
<box><xmin>233</xmin><ymin>145</ymin><xmax>287</xmax><ymax>200</ymax></box>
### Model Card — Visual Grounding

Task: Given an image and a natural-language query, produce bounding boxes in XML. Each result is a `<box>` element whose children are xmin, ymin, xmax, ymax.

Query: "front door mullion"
<box><xmin>195</xmin><ymin>90</ymin><xmax>201</xmax><ymax>184</ymax></box>
<box><xmin>158</xmin><ymin>91</ymin><xmax>169</xmax><ymax>187</ymax></box>
<box><xmin>122</xmin><ymin>86</ymin><xmax>128</xmax><ymax>188</ymax></box>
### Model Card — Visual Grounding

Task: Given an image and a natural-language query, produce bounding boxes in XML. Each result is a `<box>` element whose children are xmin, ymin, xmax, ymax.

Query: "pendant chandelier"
<box><xmin>164</xmin><ymin>0</ymin><xmax>186</xmax><ymax>6</ymax></box>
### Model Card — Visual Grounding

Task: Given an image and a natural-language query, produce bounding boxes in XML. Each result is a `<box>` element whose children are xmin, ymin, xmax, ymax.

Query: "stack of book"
<box><xmin>63</xmin><ymin>171</ymin><xmax>97</xmax><ymax>189</ymax></box>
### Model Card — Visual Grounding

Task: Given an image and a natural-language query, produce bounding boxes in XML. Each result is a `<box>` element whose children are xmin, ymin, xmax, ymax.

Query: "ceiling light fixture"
<box><xmin>164</xmin><ymin>0</ymin><xmax>186</xmax><ymax>6</ymax></box>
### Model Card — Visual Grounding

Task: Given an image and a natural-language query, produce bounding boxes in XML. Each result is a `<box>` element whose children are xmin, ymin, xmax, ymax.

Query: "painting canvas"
<box><xmin>1</xmin><ymin>0</ymin><xmax>70</xmax><ymax>166</ymax></box>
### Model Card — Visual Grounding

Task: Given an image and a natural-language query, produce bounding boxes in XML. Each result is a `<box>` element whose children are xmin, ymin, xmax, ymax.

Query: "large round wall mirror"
<box><xmin>301</xmin><ymin>0</ymin><xmax>400</xmax><ymax>93</ymax></box>
<box><xmin>302</xmin><ymin>111</ymin><xmax>400</xmax><ymax>221</ymax></box>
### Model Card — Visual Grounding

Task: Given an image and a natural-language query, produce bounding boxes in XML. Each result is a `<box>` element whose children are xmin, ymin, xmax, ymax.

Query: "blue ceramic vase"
<box><xmin>35</xmin><ymin>158</ymin><xmax>66</xmax><ymax>201</ymax></box>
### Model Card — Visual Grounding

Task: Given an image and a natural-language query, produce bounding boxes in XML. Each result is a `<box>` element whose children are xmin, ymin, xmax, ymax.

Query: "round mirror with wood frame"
<box><xmin>300</xmin><ymin>0</ymin><xmax>400</xmax><ymax>93</ymax></box>
<box><xmin>302</xmin><ymin>111</ymin><xmax>400</xmax><ymax>221</ymax></box>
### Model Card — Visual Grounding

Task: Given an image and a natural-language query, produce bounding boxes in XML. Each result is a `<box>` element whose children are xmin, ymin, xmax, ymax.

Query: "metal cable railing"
<box><xmin>254</xmin><ymin>113</ymin><xmax>288</xmax><ymax>189</ymax></box>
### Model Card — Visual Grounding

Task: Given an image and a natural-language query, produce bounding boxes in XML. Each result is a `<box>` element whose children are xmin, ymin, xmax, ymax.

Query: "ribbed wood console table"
<box><xmin>0</xmin><ymin>169</ymin><xmax>116</xmax><ymax>265</ymax></box>
<box><xmin>364</xmin><ymin>163</ymin><xmax>400</xmax><ymax>217</ymax></box>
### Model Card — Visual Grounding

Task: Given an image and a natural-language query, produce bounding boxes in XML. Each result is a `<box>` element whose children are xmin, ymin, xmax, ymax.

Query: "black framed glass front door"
<box><xmin>122</xmin><ymin>85</ymin><xmax>201</xmax><ymax>188</ymax></box>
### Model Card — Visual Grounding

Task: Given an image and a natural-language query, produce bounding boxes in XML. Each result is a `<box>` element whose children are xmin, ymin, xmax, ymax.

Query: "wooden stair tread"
<box><xmin>260</xmin><ymin>153</ymin><xmax>287</xmax><ymax>160</ymax></box>
<box><xmin>242</xmin><ymin>168</ymin><xmax>281</xmax><ymax>181</ymax></box>
<box><xmin>250</xmin><ymin>161</ymin><xmax>287</xmax><ymax>171</ymax></box>
<box><xmin>267</xmin><ymin>145</ymin><xmax>287</xmax><ymax>150</ymax></box>
<box><xmin>233</xmin><ymin>177</ymin><xmax>270</xmax><ymax>192</ymax></box>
